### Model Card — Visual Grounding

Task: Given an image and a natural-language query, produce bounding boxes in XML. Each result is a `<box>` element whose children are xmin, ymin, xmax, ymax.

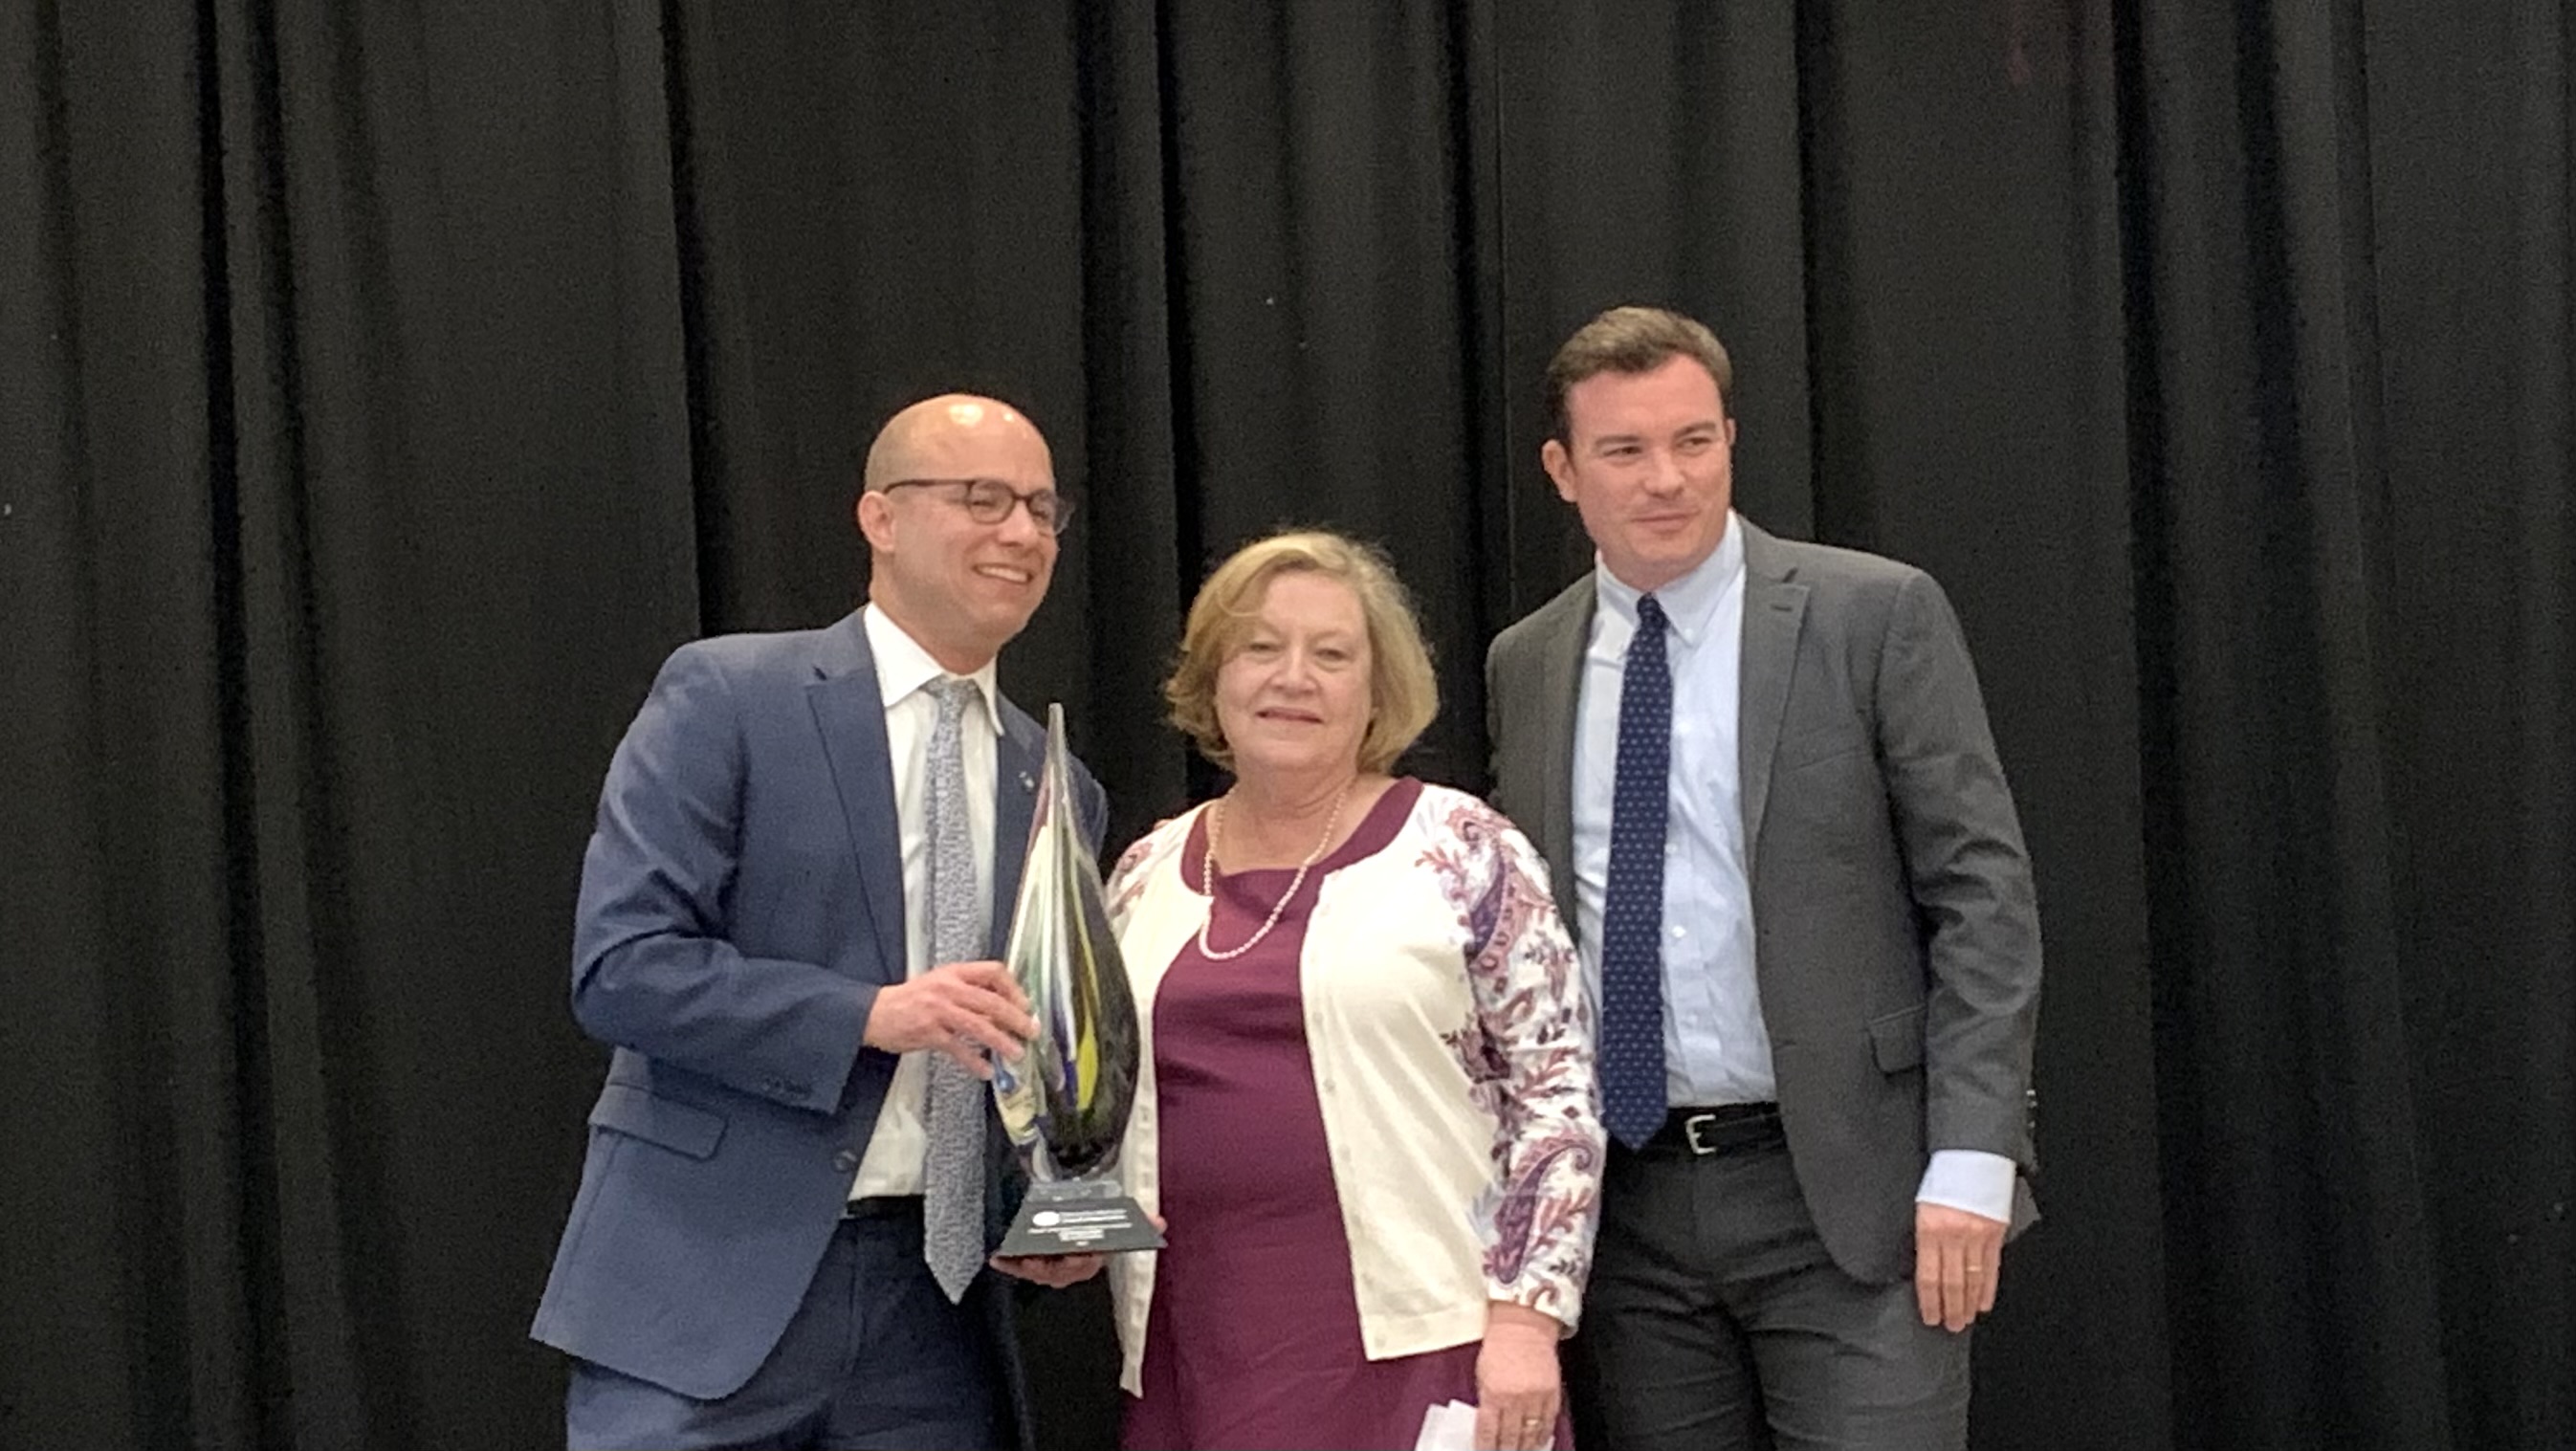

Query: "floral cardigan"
<box><xmin>1102</xmin><ymin>780</ymin><xmax>1604</xmax><ymax>1394</ymax></box>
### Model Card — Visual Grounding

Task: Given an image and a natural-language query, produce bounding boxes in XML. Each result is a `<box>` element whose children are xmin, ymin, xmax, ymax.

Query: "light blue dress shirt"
<box><xmin>1568</xmin><ymin>515</ymin><xmax>2015</xmax><ymax>1222</ymax></box>
<box><xmin>1570</xmin><ymin>517</ymin><xmax>1767</xmax><ymax>1105</ymax></box>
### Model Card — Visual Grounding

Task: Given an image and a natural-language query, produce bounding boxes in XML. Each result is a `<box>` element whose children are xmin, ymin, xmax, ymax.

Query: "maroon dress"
<box><xmin>1121</xmin><ymin>780</ymin><xmax>1568</xmax><ymax>1451</ymax></box>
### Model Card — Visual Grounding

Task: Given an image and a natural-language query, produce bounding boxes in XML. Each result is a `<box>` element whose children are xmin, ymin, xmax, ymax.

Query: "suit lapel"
<box><xmin>1534</xmin><ymin>582</ymin><xmax>1595</xmax><ymax>918</ymax></box>
<box><xmin>809</xmin><ymin>614</ymin><xmax>908</xmax><ymax>984</ymax></box>
<box><xmin>987</xmin><ymin>708</ymin><xmax>1042</xmax><ymax>956</ymax></box>
<box><xmin>1736</xmin><ymin>523</ymin><xmax>1809</xmax><ymax>876</ymax></box>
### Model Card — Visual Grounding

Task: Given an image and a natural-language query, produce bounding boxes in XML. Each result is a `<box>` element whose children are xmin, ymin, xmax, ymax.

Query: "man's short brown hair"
<box><xmin>1545</xmin><ymin>305</ymin><xmax>1735</xmax><ymax>443</ymax></box>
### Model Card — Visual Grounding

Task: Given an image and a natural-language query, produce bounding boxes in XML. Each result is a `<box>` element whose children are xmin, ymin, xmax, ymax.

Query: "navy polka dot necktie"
<box><xmin>1601</xmin><ymin>593</ymin><xmax>1672</xmax><ymax>1149</ymax></box>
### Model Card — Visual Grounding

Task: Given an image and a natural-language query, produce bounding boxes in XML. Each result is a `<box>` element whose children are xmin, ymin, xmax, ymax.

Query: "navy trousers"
<box><xmin>566</xmin><ymin>1200</ymin><xmax>1004</xmax><ymax>1451</ymax></box>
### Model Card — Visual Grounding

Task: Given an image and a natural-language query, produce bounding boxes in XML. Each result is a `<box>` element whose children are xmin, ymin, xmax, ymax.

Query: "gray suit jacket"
<box><xmin>1485</xmin><ymin>519</ymin><xmax>2040</xmax><ymax>1285</ymax></box>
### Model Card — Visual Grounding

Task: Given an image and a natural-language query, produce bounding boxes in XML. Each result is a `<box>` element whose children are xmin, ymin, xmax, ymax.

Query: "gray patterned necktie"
<box><xmin>921</xmin><ymin>676</ymin><xmax>987</xmax><ymax>1303</ymax></box>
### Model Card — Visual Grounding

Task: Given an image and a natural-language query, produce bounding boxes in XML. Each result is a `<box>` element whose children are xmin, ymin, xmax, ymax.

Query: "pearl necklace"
<box><xmin>1196</xmin><ymin>780</ymin><xmax>1356</xmax><ymax>962</ymax></box>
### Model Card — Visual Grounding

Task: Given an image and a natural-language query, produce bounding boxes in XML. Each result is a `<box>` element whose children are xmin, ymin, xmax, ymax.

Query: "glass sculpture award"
<box><xmin>989</xmin><ymin>704</ymin><xmax>1164</xmax><ymax>1256</ymax></box>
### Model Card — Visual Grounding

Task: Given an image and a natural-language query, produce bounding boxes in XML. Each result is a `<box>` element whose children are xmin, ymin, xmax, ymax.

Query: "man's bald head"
<box><xmin>853</xmin><ymin>392</ymin><xmax>1061</xmax><ymax>675</ymax></box>
<box><xmin>863</xmin><ymin>393</ymin><xmax>1053</xmax><ymax>494</ymax></box>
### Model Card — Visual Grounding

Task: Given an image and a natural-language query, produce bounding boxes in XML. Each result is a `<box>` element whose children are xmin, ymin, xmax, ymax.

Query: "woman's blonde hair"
<box><xmin>1164</xmin><ymin>530</ymin><xmax>1439</xmax><ymax>775</ymax></box>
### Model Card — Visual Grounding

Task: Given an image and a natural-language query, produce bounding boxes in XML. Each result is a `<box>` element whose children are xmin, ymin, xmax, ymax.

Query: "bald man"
<box><xmin>533</xmin><ymin>395</ymin><xmax>1110</xmax><ymax>1450</ymax></box>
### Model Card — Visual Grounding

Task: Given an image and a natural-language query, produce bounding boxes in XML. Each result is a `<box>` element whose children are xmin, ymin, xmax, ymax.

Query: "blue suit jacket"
<box><xmin>530</xmin><ymin>610</ymin><xmax>1105</xmax><ymax>1430</ymax></box>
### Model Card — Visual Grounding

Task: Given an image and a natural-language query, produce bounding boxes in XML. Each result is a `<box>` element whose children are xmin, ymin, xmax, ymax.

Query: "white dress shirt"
<box><xmin>849</xmin><ymin>604</ymin><xmax>1002</xmax><ymax>1199</ymax></box>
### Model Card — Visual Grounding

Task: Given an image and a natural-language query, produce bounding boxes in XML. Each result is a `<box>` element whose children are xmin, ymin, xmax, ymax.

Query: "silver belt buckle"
<box><xmin>1684</xmin><ymin>1112</ymin><xmax>1724</xmax><ymax>1155</ymax></box>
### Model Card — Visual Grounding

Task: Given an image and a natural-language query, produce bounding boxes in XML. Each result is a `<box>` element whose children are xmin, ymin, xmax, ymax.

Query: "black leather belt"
<box><xmin>1641</xmin><ymin>1103</ymin><xmax>1781</xmax><ymax>1155</ymax></box>
<box><xmin>844</xmin><ymin>1195</ymin><xmax>924</xmax><ymax>1221</ymax></box>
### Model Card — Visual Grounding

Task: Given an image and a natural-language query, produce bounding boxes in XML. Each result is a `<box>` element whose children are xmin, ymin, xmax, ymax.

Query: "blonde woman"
<box><xmin>1105</xmin><ymin>531</ymin><xmax>1602</xmax><ymax>1451</ymax></box>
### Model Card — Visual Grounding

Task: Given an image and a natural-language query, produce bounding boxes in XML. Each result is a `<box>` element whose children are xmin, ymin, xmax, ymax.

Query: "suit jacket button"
<box><xmin>832</xmin><ymin>1149</ymin><xmax>862</xmax><ymax>1173</ymax></box>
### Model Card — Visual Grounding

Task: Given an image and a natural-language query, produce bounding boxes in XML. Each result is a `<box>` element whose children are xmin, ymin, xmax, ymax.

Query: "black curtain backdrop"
<box><xmin>2</xmin><ymin>3</ymin><xmax>2567</xmax><ymax>1449</ymax></box>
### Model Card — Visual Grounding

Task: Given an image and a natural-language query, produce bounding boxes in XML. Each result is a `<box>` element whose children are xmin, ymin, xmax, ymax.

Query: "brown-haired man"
<box><xmin>1487</xmin><ymin>306</ymin><xmax>2041</xmax><ymax>1449</ymax></box>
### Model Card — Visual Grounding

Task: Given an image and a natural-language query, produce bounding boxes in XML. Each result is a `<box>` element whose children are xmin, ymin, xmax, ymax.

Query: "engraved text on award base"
<box><xmin>998</xmin><ymin>1176</ymin><xmax>1166</xmax><ymax>1257</ymax></box>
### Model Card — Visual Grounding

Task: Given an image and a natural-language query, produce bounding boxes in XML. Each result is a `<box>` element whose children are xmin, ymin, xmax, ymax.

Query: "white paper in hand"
<box><xmin>1414</xmin><ymin>1399</ymin><xmax>1479</xmax><ymax>1451</ymax></box>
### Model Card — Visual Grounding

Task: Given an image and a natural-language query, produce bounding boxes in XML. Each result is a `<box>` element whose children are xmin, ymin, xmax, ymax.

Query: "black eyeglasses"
<box><xmin>878</xmin><ymin>477</ymin><xmax>1074</xmax><ymax>535</ymax></box>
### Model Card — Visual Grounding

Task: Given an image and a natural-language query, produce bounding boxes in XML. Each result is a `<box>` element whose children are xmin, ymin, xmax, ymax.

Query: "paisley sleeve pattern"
<box><xmin>1420</xmin><ymin>790</ymin><xmax>1604</xmax><ymax>1330</ymax></box>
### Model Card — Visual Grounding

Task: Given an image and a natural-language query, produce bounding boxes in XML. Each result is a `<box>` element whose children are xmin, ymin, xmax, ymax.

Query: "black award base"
<box><xmin>997</xmin><ymin>1176</ymin><xmax>1166</xmax><ymax>1257</ymax></box>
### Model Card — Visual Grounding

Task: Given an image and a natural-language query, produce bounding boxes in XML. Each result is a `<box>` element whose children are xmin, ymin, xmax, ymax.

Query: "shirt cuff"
<box><xmin>1914</xmin><ymin>1149</ymin><xmax>2016</xmax><ymax>1224</ymax></box>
